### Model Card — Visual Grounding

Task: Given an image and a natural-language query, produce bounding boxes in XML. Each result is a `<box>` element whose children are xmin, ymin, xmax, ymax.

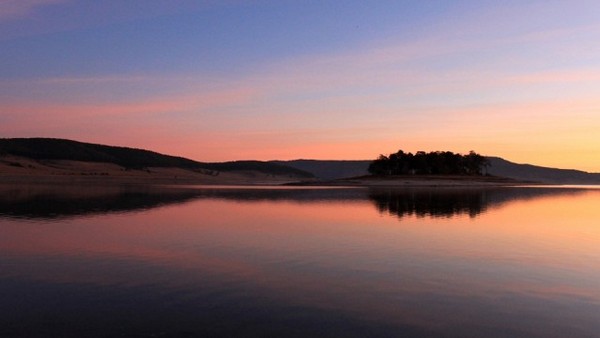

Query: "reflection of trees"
<box><xmin>369</xmin><ymin>189</ymin><xmax>488</xmax><ymax>218</ymax></box>
<box><xmin>368</xmin><ymin>187</ymin><xmax>587</xmax><ymax>219</ymax></box>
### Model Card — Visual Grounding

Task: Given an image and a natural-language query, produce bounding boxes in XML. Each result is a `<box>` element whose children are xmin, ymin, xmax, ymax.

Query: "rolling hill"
<box><xmin>485</xmin><ymin>157</ymin><xmax>600</xmax><ymax>184</ymax></box>
<box><xmin>0</xmin><ymin>138</ymin><xmax>314</xmax><ymax>179</ymax></box>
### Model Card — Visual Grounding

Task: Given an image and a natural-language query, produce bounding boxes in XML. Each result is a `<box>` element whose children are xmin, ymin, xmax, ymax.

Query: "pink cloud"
<box><xmin>0</xmin><ymin>86</ymin><xmax>259</xmax><ymax>120</ymax></box>
<box><xmin>0</xmin><ymin>85</ymin><xmax>262</xmax><ymax>157</ymax></box>
<box><xmin>505</xmin><ymin>69</ymin><xmax>600</xmax><ymax>85</ymax></box>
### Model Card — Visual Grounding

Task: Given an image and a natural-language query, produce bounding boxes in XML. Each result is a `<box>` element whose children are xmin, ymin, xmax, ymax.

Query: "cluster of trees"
<box><xmin>368</xmin><ymin>150</ymin><xmax>490</xmax><ymax>176</ymax></box>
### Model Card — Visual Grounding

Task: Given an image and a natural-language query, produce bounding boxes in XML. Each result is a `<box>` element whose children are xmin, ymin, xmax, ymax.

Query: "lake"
<box><xmin>0</xmin><ymin>183</ymin><xmax>598</xmax><ymax>337</ymax></box>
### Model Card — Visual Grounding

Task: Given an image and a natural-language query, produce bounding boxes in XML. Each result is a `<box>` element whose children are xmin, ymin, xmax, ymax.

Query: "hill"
<box><xmin>486</xmin><ymin>157</ymin><xmax>600</xmax><ymax>184</ymax></box>
<box><xmin>271</xmin><ymin>160</ymin><xmax>371</xmax><ymax>180</ymax></box>
<box><xmin>0</xmin><ymin>138</ymin><xmax>314</xmax><ymax>180</ymax></box>
<box><xmin>0</xmin><ymin>138</ymin><xmax>200</xmax><ymax>169</ymax></box>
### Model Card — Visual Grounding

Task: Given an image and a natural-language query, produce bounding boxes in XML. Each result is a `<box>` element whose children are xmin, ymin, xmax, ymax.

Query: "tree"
<box><xmin>368</xmin><ymin>149</ymin><xmax>488</xmax><ymax>176</ymax></box>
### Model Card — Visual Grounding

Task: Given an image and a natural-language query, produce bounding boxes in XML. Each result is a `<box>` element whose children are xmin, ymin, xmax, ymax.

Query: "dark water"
<box><xmin>0</xmin><ymin>183</ymin><xmax>598</xmax><ymax>337</ymax></box>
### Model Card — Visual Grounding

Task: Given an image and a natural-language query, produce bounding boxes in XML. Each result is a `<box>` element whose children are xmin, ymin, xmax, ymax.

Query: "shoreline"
<box><xmin>0</xmin><ymin>173</ymin><xmax>538</xmax><ymax>188</ymax></box>
<box><xmin>286</xmin><ymin>174</ymin><xmax>539</xmax><ymax>187</ymax></box>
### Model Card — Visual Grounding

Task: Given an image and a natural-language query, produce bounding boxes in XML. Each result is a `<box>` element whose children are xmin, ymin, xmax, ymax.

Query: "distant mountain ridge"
<box><xmin>271</xmin><ymin>160</ymin><xmax>372</xmax><ymax>181</ymax></box>
<box><xmin>486</xmin><ymin>157</ymin><xmax>600</xmax><ymax>184</ymax></box>
<box><xmin>0</xmin><ymin>138</ymin><xmax>314</xmax><ymax>178</ymax></box>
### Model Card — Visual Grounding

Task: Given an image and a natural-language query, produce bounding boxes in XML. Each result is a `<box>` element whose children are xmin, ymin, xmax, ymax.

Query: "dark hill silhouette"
<box><xmin>0</xmin><ymin>138</ymin><xmax>314</xmax><ymax>178</ymax></box>
<box><xmin>0</xmin><ymin>138</ymin><xmax>199</xmax><ymax>169</ymax></box>
<box><xmin>486</xmin><ymin>157</ymin><xmax>600</xmax><ymax>184</ymax></box>
<box><xmin>271</xmin><ymin>160</ymin><xmax>371</xmax><ymax>180</ymax></box>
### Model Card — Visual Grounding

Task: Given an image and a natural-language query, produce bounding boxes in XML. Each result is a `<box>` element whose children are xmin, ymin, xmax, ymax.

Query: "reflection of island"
<box><xmin>0</xmin><ymin>184</ymin><xmax>589</xmax><ymax>221</ymax></box>
<box><xmin>367</xmin><ymin>187</ymin><xmax>586</xmax><ymax>219</ymax></box>
<box><xmin>369</xmin><ymin>189</ymin><xmax>488</xmax><ymax>218</ymax></box>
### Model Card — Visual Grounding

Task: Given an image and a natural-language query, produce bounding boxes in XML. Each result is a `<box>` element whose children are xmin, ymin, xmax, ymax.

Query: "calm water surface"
<box><xmin>0</xmin><ymin>184</ymin><xmax>598</xmax><ymax>337</ymax></box>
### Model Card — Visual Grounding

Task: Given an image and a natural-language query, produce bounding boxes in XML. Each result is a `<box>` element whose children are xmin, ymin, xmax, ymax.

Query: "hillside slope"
<box><xmin>486</xmin><ymin>157</ymin><xmax>600</xmax><ymax>184</ymax></box>
<box><xmin>0</xmin><ymin>138</ymin><xmax>314</xmax><ymax>179</ymax></box>
<box><xmin>0</xmin><ymin>138</ymin><xmax>199</xmax><ymax>169</ymax></box>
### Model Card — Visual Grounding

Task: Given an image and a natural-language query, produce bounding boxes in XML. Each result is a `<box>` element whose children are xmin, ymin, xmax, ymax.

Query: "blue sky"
<box><xmin>2</xmin><ymin>1</ymin><xmax>456</xmax><ymax>78</ymax></box>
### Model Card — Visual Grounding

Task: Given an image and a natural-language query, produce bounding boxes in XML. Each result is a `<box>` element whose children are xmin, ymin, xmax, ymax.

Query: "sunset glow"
<box><xmin>1</xmin><ymin>1</ymin><xmax>599</xmax><ymax>171</ymax></box>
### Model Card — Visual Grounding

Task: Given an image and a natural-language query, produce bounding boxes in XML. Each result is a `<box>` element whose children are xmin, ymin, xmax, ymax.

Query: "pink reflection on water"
<box><xmin>0</xmin><ymin>187</ymin><xmax>599</xmax><ymax>332</ymax></box>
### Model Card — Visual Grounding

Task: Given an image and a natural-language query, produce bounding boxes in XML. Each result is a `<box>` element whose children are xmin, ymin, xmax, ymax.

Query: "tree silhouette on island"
<box><xmin>368</xmin><ymin>150</ymin><xmax>490</xmax><ymax>176</ymax></box>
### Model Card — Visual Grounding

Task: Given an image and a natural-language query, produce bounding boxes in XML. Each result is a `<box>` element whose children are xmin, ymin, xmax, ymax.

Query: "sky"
<box><xmin>1</xmin><ymin>0</ymin><xmax>599</xmax><ymax>171</ymax></box>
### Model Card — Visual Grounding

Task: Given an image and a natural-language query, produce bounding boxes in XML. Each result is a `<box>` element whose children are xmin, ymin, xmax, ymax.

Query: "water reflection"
<box><xmin>368</xmin><ymin>187</ymin><xmax>586</xmax><ymax>219</ymax></box>
<box><xmin>0</xmin><ymin>184</ymin><xmax>599</xmax><ymax>337</ymax></box>
<box><xmin>0</xmin><ymin>184</ymin><xmax>203</xmax><ymax>220</ymax></box>
<box><xmin>369</xmin><ymin>188</ymin><xmax>488</xmax><ymax>218</ymax></box>
<box><xmin>0</xmin><ymin>183</ymin><xmax>589</xmax><ymax>220</ymax></box>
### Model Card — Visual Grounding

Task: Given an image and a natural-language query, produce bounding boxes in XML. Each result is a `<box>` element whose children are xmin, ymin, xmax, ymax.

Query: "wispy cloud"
<box><xmin>32</xmin><ymin>75</ymin><xmax>153</xmax><ymax>84</ymax></box>
<box><xmin>0</xmin><ymin>86</ymin><xmax>259</xmax><ymax>120</ymax></box>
